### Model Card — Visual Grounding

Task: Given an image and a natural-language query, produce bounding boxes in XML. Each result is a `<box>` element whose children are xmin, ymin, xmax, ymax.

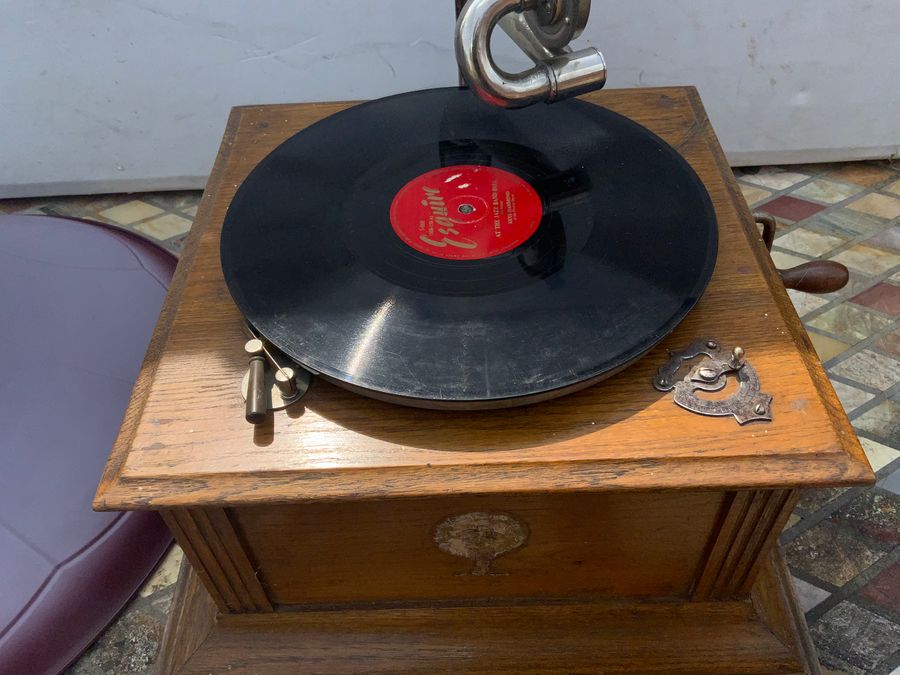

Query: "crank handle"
<box><xmin>753</xmin><ymin>212</ymin><xmax>850</xmax><ymax>294</ymax></box>
<box><xmin>779</xmin><ymin>261</ymin><xmax>850</xmax><ymax>294</ymax></box>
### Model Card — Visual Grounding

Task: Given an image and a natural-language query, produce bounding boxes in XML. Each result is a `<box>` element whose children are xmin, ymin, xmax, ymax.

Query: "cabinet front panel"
<box><xmin>230</xmin><ymin>491</ymin><xmax>724</xmax><ymax>605</ymax></box>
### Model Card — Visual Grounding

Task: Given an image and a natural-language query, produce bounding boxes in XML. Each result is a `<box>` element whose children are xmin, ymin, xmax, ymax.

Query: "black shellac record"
<box><xmin>220</xmin><ymin>87</ymin><xmax>718</xmax><ymax>409</ymax></box>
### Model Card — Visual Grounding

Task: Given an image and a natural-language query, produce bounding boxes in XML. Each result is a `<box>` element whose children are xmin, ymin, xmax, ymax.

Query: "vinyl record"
<box><xmin>221</xmin><ymin>87</ymin><xmax>717</xmax><ymax>408</ymax></box>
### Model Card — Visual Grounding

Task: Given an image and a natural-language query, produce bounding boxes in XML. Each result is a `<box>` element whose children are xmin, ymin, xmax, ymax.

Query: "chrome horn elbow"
<box><xmin>455</xmin><ymin>0</ymin><xmax>607</xmax><ymax>109</ymax></box>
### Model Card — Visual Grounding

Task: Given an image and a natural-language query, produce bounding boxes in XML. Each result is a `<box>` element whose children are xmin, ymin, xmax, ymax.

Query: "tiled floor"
<box><xmin>0</xmin><ymin>191</ymin><xmax>195</xmax><ymax>256</ymax></box>
<box><xmin>3</xmin><ymin>161</ymin><xmax>899</xmax><ymax>674</ymax></box>
<box><xmin>736</xmin><ymin>162</ymin><xmax>900</xmax><ymax>675</ymax></box>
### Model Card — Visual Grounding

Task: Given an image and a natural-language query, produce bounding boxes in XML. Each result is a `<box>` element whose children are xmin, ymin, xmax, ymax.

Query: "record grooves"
<box><xmin>221</xmin><ymin>87</ymin><xmax>718</xmax><ymax>409</ymax></box>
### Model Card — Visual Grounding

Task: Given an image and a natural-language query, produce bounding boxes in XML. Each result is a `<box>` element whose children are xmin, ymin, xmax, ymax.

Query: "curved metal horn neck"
<box><xmin>455</xmin><ymin>0</ymin><xmax>607</xmax><ymax>109</ymax></box>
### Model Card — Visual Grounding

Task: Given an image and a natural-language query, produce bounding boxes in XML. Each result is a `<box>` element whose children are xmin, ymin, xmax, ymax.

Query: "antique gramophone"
<box><xmin>95</xmin><ymin>2</ymin><xmax>871</xmax><ymax>672</ymax></box>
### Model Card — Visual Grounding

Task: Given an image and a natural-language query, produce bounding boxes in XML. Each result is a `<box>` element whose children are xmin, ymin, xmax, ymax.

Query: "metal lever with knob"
<box><xmin>240</xmin><ymin>331</ymin><xmax>313</xmax><ymax>425</ymax></box>
<box><xmin>455</xmin><ymin>0</ymin><xmax>606</xmax><ymax>108</ymax></box>
<box><xmin>754</xmin><ymin>213</ymin><xmax>850</xmax><ymax>294</ymax></box>
<box><xmin>245</xmin><ymin>339</ymin><xmax>269</xmax><ymax>424</ymax></box>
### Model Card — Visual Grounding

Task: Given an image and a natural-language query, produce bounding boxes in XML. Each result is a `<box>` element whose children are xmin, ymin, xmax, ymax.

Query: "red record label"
<box><xmin>389</xmin><ymin>165</ymin><xmax>543</xmax><ymax>260</ymax></box>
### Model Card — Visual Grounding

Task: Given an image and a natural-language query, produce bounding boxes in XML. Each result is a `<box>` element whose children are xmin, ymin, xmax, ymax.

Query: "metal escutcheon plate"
<box><xmin>653</xmin><ymin>338</ymin><xmax>773</xmax><ymax>425</ymax></box>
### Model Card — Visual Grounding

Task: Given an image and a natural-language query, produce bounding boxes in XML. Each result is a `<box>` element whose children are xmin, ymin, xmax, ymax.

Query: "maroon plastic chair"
<box><xmin>0</xmin><ymin>214</ymin><xmax>175</xmax><ymax>674</ymax></box>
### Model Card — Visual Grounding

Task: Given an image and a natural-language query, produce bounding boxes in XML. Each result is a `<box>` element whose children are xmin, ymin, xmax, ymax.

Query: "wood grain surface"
<box><xmin>94</xmin><ymin>87</ymin><xmax>873</xmax><ymax>511</ymax></box>
<box><xmin>157</xmin><ymin>552</ymin><xmax>217</xmax><ymax>674</ymax></box>
<box><xmin>228</xmin><ymin>491</ymin><xmax>723</xmax><ymax>605</ymax></box>
<box><xmin>692</xmin><ymin>489</ymin><xmax>799</xmax><ymax>600</ymax></box>
<box><xmin>157</xmin><ymin>552</ymin><xmax>815</xmax><ymax>674</ymax></box>
<box><xmin>752</xmin><ymin>546</ymin><xmax>823</xmax><ymax>675</ymax></box>
<box><xmin>160</xmin><ymin>509</ymin><xmax>272</xmax><ymax>613</ymax></box>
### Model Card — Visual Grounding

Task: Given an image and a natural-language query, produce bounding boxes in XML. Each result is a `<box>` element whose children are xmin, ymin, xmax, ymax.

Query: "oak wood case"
<box><xmin>94</xmin><ymin>87</ymin><xmax>873</xmax><ymax>673</ymax></box>
<box><xmin>160</xmin><ymin>548</ymin><xmax>817</xmax><ymax>674</ymax></box>
<box><xmin>94</xmin><ymin>87</ymin><xmax>871</xmax><ymax>512</ymax></box>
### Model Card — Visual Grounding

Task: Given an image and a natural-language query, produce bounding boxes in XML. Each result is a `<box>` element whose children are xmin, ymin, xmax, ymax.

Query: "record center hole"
<box><xmin>458</xmin><ymin>203</ymin><xmax>475</xmax><ymax>214</ymax></box>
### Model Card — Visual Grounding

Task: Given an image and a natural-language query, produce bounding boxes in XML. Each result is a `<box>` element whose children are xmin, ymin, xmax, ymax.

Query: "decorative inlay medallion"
<box><xmin>433</xmin><ymin>512</ymin><xmax>528</xmax><ymax>576</ymax></box>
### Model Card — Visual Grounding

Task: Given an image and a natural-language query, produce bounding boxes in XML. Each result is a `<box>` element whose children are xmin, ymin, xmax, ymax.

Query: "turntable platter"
<box><xmin>220</xmin><ymin>87</ymin><xmax>717</xmax><ymax>408</ymax></box>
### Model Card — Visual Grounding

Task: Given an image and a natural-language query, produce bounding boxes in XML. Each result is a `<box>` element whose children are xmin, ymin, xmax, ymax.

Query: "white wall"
<box><xmin>1</xmin><ymin>1</ymin><xmax>898</xmax><ymax>198</ymax></box>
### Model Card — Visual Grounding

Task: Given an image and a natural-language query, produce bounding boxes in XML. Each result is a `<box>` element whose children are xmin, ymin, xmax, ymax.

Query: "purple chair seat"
<box><xmin>0</xmin><ymin>215</ymin><xmax>176</xmax><ymax>674</ymax></box>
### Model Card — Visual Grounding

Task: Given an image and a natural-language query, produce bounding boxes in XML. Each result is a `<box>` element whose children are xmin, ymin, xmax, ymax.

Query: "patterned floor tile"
<box><xmin>858</xmin><ymin>562</ymin><xmax>900</xmax><ymax>614</ymax></box>
<box><xmin>828</xmin><ymin>162</ymin><xmax>898</xmax><ymax>187</ymax></box>
<box><xmin>33</xmin><ymin>195</ymin><xmax>105</xmax><ymax>217</ymax></box>
<box><xmin>143</xmin><ymin>191</ymin><xmax>200</xmax><ymax>213</ymax></box>
<box><xmin>12</xmin><ymin>205</ymin><xmax>53</xmax><ymax>215</ymax></box>
<box><xmin>830</xmin><ymin>350</ymin><xmax>900</xmax><ymax>391</ymax></box>
<box><xmin>819</xmin><ymin>663</ymin><xmax>863</xmax><ymax>675</ymax></box>
<box><xmin>850</xmin><ymin>282</ymin><xmax>900</xmax><ymax>315</ymax></box>
<box><xmin>0</xmin><ymin>197</ymin><xmax>45</xmax><ymax>213</ymax></box>
<box><xmin>796</xmin><ymin>487</ymin><xmax>848</xmax><ymax>514</ymax></box>
<box><xmin>56</xmin><ymin>196</ymin><xmax>131</xmax><ymax>221</ymax></box>
<box><xmin>854</xmin><ymin>399</ymin><xmax>900</xmax><ymax>446</ymax></box>
<box><xmin>785</xmin><ymin>163</ymin><xmax>836</xmax><ymax>175</ymax></box>
<box><xmin>803</xmin><ymin>208</ymin><xmax>885</xmax><ymax>240</ymax></box>
<box><xmin>878</xmin><ymin>467</ymin><xmax>900</xmax><ymax>495</ymax></box>
<box><xmin>866</xmin><ymin>226</ymin><xmax>900</xmax><ymax>253</ymax></box>
<box><xmin>770</xmin><ymin>250</ymin><xmax>809</xmax><ymax>268</ymax></box>
<box><xmin>807</xmin><ymin>304</ymin><xmax>894</xmax><ymax>344</ymax></box>
<box><xmin>830</xmin><ymin>381</ymin><xmax>875</xmax><ymax>414</ymax></box>
<box><xmin>792</xmin><ymin>575</ymin><xmax>831</xmax><ymax>612</ymax></box>
<box><xmin>821</xmin><ymin>270</ymin><xmax>879</xmax><ymax>304</ymax></box>
<box><xmin>741</xmin><ymin>166</ymin><xmax>810</xmax><ymax>190</ymax></box>
<box><xmin>776</xmin><ymin>227</ymin><xmax>845</xmax><ymax>257</ymax></box>
<box><xmin>758</xmin><ymin>195</ymin><xmax>827</xmax><ymax>222</ymax></box>
<box><xmin>808</xmin><ymin>208</ymin><xmax>893</xmax><ymax>239</ymax></box>
<box><xmin>810</xmin><ymin>332</ymin><xmax>853</xmax><ymax>362</ymax></box>
<box><xmin>832</xmin><ymin>244</ymin><xmax>900</xmax><ymax>275</ymax></box>
<box><xmin>786</xmin><ymin>521</ymin><xmax>885</xmax><ymax>586</ymax></box>
<box><xmin>860</xmin><ymin>437</ymin><xmax>900</xmax><ymax>473</ymax></box>
<box><xmin>885</xmin><ymin>180</ymin><xmax>900</xmax><ymax>196</ymax></box>
<box><xmin>829</xmin><ymin>491</ymin><xmax>900</xmax><ymax>548</ymax></box>
<box><xmin>67</xmin><ymin>604</ymin><xmax>164</xmax><ymax>674</ymax></box>
<box><xmin>138</xmin><ymin>546</ymin><xmax>182</xmax><ymax>598</ymax></box>
<box><xmin>788</xmin><ymin>289</ymin><xmax>829</xmax><ymax>317</ymax></box>
<box><xmin>98</xmin><ymin>200</ymin><xmax>164</xmax><ymax>225</ymax></box>
<box><xmin>739</xmin><ymin>183</ymin><xmax>772</xmax><ymax>207</ymax></box>
<box><xmin>848</xmin><ymin>193</ymin><xmax>900</xmax><ymax>221</ymax></box>
<box><xmin>134</xmin><ymin>213</ymin><xmax>192</xmax><ymax>241</ymax></box>
<box><xmin>794</xmin><ymin>178</ymin><xmax>864</xmax><ymax>205</ymax></box>
<box><xmin>811</xmin><ymin>601</ymin><xmax>900</xmax><ymax>672</ymax></box>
